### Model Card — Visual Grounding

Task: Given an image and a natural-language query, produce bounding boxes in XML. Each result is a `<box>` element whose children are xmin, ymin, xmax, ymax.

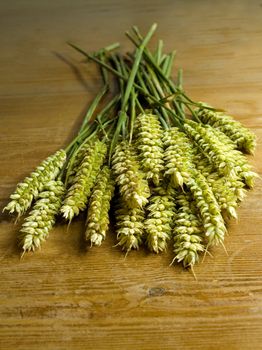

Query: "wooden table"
<box><xmin>1</xmin><ymin>1</ymin><xmax>261</xmax><ymax>349</ymax></box>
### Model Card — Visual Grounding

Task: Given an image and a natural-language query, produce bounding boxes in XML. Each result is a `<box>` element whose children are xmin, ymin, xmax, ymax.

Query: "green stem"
<box><xmin>121</xmin><ymin>23</ymin><xmax>157</xmax><ymax>111</ymax></box>
<box><xmin>128</xmin><ymin>29</ymin><xmax>186</xmax><ymax>122</ymax></box>
<box><xmin>108</xmin><ymin>24</ymin><xmax>157</xmax><ymax>162</ymax></box>
<box><xmin>110</xmin><ymin>54</ymin><xmax>128</xmax><ymax>107</ymax></box>
<box><xmin>96</xmin><ymin>116</ymin><xmax>116</xmax><ymax>141</ymax></box>
<box><xmin>64</xmin><ymin>92</ymin><xmax>119</xmax><ymax>184</ymax></box>
<box><xmin>161</xmin><ymin>55</ymin><xmax>170</xmax><ymax>77</ymax></box>
<box><xmin>177</xmin><ymin>68</ymin><xmax>185</xmax><ymax>118</ymax></box>
<box><xmin>98</xmin><ymin>93</ymin><xmax>121</xmax><ymax>122</ymax></box>
<box><xmin>136</xmin><ymin>68</ymin><xmax>149</xmax><ymax>93</ymax></box>
<box><xmin>64</xmin><ymin>84</ymin><xmax>108</xmax><ymax>156</ymax></box>
<box><xmin>90</xmin><ymin>42</ymin><xmax>120</xmax><ymax>57</ymax></box>
<box><xmin>68</xmin><ymin>43</ymin><xmax>124</xmax><ymax>79</ymax></box>
<box><xmin>69</xmin><ymin>43</ymin><xmax>185</xmax><ymax>125</ymax></box>
<box><xmin>108</xmin><ymin>111</ymin><xmax>127</xmax><ymax>163</ymax></box>
<box><xmin>129</xmin><ymin>89</ymin><xmax>137</xmax><ymax>143</ymax></box>
<box><xmin>100</xmin><ymin>42</ymin><xmax>120</xmax><ymax>53</ymax></box>
<box><xmin>110</xmin><ymin>54</ymin><xmax>129</xmax><ymax>140</ymax></box>
<box><xmin>177</xmin><ymin>68</ymin><xmax>183</xmax><ymax>90</ymax></box>
<box><xmin>64</xmin><ymin>128</ymin><xmax>98</xmax><ymax>187</ymax></box>
<box><xmin>185</xmin><ymin>102</ymin><xmax>201</xmax><ymax>123</ymax></box>
<box><xmin>140</xmin><ymin>65</ymin><xmax>170</xmax><ymax>125</ymax></box>
<box><xmin>69</xmin><ymin>44</ymin><xmax>152</xmax><ymax>100</ymax></box>
<box><xmin>147</xmin><ymin>64</ymin><xmax>166</xmax><ymax>100</ymax></box>
<box><xmin>98</xmin><ymin>52</ymin><xmax>109</xmax><ymax>86</ymax></box>
<box><xmin>127</xmin><ymin>28</ymin><xmax>176</xmax><ymax>92</ymax></box>
<box><xmin>128</xmin><ymin>29</ymin><xmax>205</xmax><ymax>121</ymax></box>
<box><xmin>79</xmin><ymin>84</ymin><xmax>108</xmax><ymax>133</ymax></box>
<box><xmin>154</xmin><ymin>39</ymin><xmax>163</xmax><ymax>65</ymax></box>
<box><xmin>166</xmin><ymin>50</ymin><xmax>176</xmax><ymax>79</ymax></box>
<box><xmin>64</xmin><ymin>127</ymin><xmax>90</xmax><ymax>154</ymax></box>
<box><xmin>156</xmin><ymin>110</ymin><xmax>169</xmax><ymax>130</ymax></box>
<box><xmin>135</xmin><ymin>96</ymin><xmax>144</xmax><ymax>113</ymax></box>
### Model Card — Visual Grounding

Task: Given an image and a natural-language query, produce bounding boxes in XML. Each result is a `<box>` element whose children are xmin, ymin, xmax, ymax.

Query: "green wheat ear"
<box><xmin>61</xmin><ymin>140</ymin><xmax>107</xmax><ymax>221</ymax></box>
<box><xmin>85</xmin><ymin>166</ymin><xmax>115</xmax><ymax>246</ymax></box>
<box><xmin>187</xmin><ymin>170</ymin><xmax>226</xmax><ymax>246</ymax></box>
<box><xmin>184</xmin><ymin>120</ymin><xmax>237</xmax><ymax>177</ymax></box>
<box><xmin>193</xmin><ymin>151</ymin><xmax>245</xmax><ymax>219</ymax></box>
<box><xmin>163</xmin><ymin>127</ymin><xmax>194</xmax><ymax>188</ymax></box>
<box><xmin>4</xmin><ymin>149</ymin><xmax>66</xmax><ymax>217</ymax></box>
<box><xmin>112</xmin><ymin>140</ymin><xmax>150</xmax><ymax>209</ymax></box>
<box><xmin>134</xmin><ymin>112</ymin><xmax>164</xmax><ymax>186</ymax></box>
<box><xmin>144</xmin><ymin>186</ymin><xmax>175</xmax><ymax>253</ymax></box>
<box><xmin>163</xmin><ymin>126</ymin><xmax>226</xmax><ymax>246</ymax></box>
<box><xmin>19</xmin><ymin>180</ymin><xmax>65</xmax><ymax>254</ymax></box>
<box><xmin>172</xmin><ymin>192</ymin><xmax>204</xmax><ymax>268</ymax></box>
<box><xmin>115</xmin><ymin>196</ymin><xmax>145</xmax><ymax>253</ymax></box>
<box><xmin>66</xmin><ymin>142</ymin><xmax>91</xmax><ymax>186</ymax></box>
<box><xmin>190</xmin><ymin>122</ymin><xmax>257</xmax><ymax>188</ymax></box>
<box><xmin>197</xmin><ymin>104</ymin><xmax>256</xmax><ymax>154</ymax></box>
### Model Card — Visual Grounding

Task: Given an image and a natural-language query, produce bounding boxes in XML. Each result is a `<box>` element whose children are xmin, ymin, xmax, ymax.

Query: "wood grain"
<box><xmin>0</xmin><ymin>1</ymin><xmax>262</xmax><ymax>349</ymax></box>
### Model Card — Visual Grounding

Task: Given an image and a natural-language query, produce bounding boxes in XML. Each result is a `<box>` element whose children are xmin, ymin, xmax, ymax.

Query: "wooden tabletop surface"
<box><xmin>1</xmin><ymin>1</ymin><xmax>262</xmax><ymax>349</ymax></box>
